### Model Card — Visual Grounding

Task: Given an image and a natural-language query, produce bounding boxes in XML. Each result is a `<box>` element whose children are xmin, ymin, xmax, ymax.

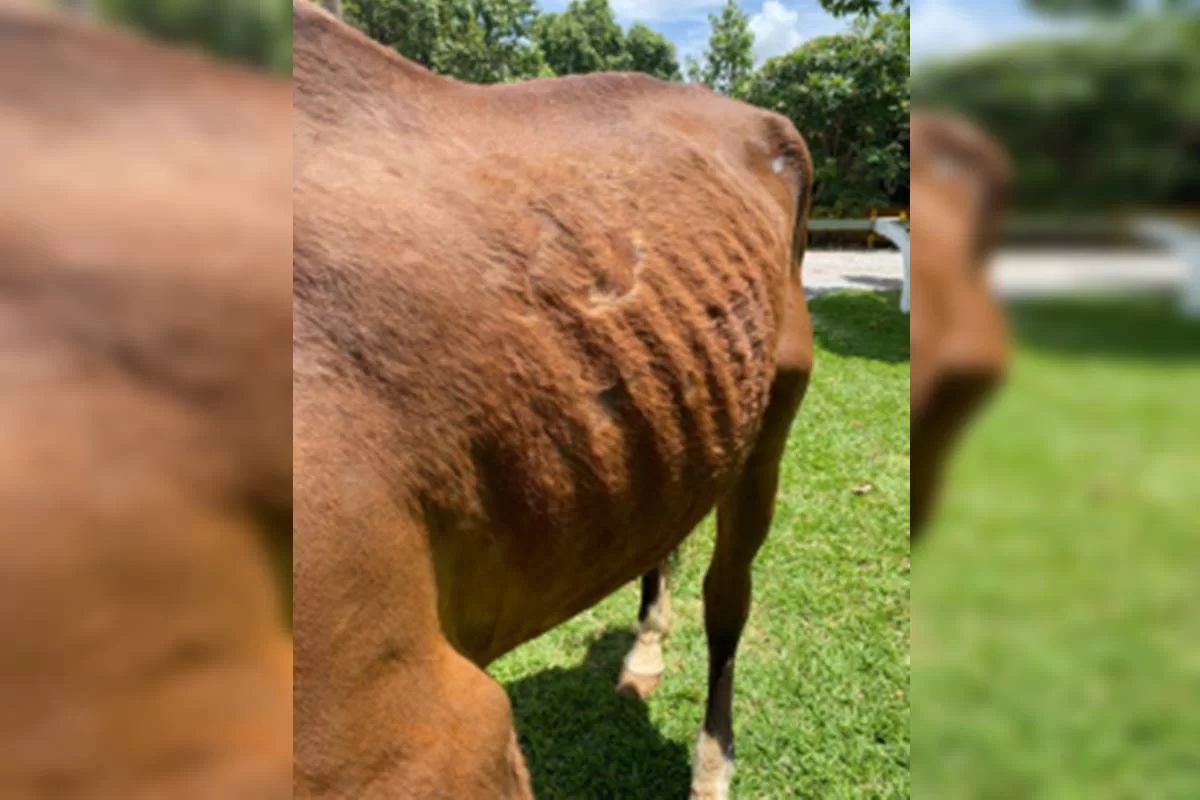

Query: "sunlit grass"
<box><xmin>914</xmin><ymin>296</ymin><xmax>1200</xmax><ymax>800</ymax></box>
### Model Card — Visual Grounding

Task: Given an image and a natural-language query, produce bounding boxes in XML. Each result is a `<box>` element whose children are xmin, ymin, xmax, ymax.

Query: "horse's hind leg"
<box><xmin>691</xmin><ymin>356</ymin><xmax>809</xmax><ymax>800</ymax></box>
<box><xmin>293</xmin><ymin>425</ymin><xmax>532</xmax><ymax>800</ymax></box>
<box><xmin>617</xmin><ymin>560</ymin><xmax>672</xmax><ymax>699</ymax></box>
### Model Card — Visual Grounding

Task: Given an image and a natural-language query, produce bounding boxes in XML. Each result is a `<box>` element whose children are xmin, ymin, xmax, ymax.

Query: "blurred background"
<box><xmin>912</xmin><ymin>0</ymin><xmax>1200</xmax><ymax>797</ymax></box>
<box><xmin>2</xmin><ymin>1</ymin><xmax>292</xmax><ymax>795</ymax></box>
<box><xmin>62</xmin><ymin>0</ymin><xmax>292</xmax><ymax>71</ymax></box>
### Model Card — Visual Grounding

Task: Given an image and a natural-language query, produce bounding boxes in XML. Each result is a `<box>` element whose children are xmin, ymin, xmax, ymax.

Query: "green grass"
<box><xmin>491</xmin><ymin>290</ymin><xmax>911</xmax><ymax>799</ymax></box>
<box><xmin>914</xmin><ymin>296</ymin><xmax>1200</xmax><ymax>800</ymax></box>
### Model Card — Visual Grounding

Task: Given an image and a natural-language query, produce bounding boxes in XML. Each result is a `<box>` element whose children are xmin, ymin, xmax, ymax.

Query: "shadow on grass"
<box><xmin>1006</xmin><ymin>296</ymin><xmax>1200</xmax><ymax>362</ymax></box>
<box><xmin>843</xmin><ymin>273</ymin><xmax>904</xmax><ymax>292</ymax></box>
<box><xmin>809</xmin><ymin>290</ymin><xmax>909</xmax><ymax>363</ymax></box>
<box><xmin>506</xmin><ymin>629</ymin><xmax>691</xmax><ymax>800</ymax></box>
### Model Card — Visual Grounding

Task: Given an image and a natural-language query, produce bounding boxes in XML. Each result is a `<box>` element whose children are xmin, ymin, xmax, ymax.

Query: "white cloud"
<box><xmin>749</xmin><ymin>0</ymin><xmax>805</xmax><ymax>63</ymax></box>
<box><xmin>747</xmin><ymin>1</ymin><xmax>849</xmax><ymax>65</ymax></box>
<box><xmin>911</xmin><ymin>0</ymin><xmax>986</xmax><ymax>64</ymax></box>
<box><xmin>911</xmin><ymin>0</ymin><xmax>1094</xmax><ymax>66</ymax></box>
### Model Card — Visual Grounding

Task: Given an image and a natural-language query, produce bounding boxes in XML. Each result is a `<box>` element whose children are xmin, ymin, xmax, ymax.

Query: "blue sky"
<box><xmin>539</xmin><ymin>0</ymin><xmax>851</xmax><ymax>65</ymax></box>
<box><xmin>538</xmin><ymin>0</ymin><xmax>1087</xmax><ymax>67</ymax></box>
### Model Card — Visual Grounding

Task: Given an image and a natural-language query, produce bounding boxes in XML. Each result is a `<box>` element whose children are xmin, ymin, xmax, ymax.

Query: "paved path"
<box><xmin>989</xmin><ymin>249</ymin><xmax>1188</xmax><ymax>298</ymax></box>
<box><xmin>803</xmin><ymin>248</ymin><xmax>1189</xmax><ymax>299</ymax></box>
<box><xmin>804</xmin><ymin>250</ymin><xmax>903</xmax><ymax>298</ymax></box>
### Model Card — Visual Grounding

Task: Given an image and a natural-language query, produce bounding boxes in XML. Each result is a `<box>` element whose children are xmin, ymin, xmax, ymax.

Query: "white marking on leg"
<box><xmin>691</xmin><ymin>730</ymin><xmax>733</xmax><ymax>800</ymax></box>
<box><xmin>617</xmin><ymin>571</ymin><xmax>671</xmax><ymax>698</ymax></box>
<box><xmin>627</xmin><ymin>578</ymin><xmax>669</xmax><ymax>671</ymax></box>
<box><xmin>623</xmin><ymin>628</ymin><xmax>665</xmax><ymax>676</ymax></box>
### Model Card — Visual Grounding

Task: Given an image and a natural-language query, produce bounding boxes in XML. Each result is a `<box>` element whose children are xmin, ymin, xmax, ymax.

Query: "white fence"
<box><xmin>808</xmin><ymin>215</ymin><xmax>1200</xmax><ymax>318</ymax></box>
<box><xmin>1003</xmin><ymin>215</ymin><xmax>1200</xmax><ymax>317</ymax></box>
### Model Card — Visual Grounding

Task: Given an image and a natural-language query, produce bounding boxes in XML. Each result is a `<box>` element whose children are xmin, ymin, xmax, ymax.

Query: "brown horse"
<box><xmin>292</xmin><ymin>2</ymin><xmax>814</xmax><ymax>797</ymax></box>
<box><xmin>0</xmin><ymin>4</ymin><xmax>292</xmax><ymax>798</ymax></box>
<box><xmin>910</xmin><ymin>112</ymin><xmax>1012</xmax><ymax>539</ymax></box>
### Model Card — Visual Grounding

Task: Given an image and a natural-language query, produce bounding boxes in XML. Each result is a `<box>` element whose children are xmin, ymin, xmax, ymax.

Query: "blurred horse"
<box><xmin>0</xmin><ymin>5</ymin><xmax>292</xmax><ymax>797</ymax></box>
<box><xmin>910</xmin><ymin>112</ymin><xmax>1012</xmax><ymax>539</ymax></box>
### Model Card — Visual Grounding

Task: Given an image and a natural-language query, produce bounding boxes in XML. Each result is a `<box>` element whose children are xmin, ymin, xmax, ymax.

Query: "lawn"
<box><xmin>490</xmin><ymin>290</ymin><xmax>911</xmax><ymax>799</ymax></box>
<box><xmin>914</xmin><ymin>296</ymin><xmax>1200</xmax><ymax>799</ymax></box>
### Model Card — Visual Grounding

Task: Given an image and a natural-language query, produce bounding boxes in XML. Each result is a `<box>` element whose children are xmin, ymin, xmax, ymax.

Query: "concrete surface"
<box><xmin>989</xmin><ymin>249</ymin><xmax>1189</xmax><ymax>298</ymax></box>
<box><xmin>804</xmin><ymin>250</ymin><xmax>903</xmax><ymax>298</ymax></box>
<box><xmin>803</xmin><ymin>248</ymin><xmax>1190</xmax><ymax>301</ymax></box>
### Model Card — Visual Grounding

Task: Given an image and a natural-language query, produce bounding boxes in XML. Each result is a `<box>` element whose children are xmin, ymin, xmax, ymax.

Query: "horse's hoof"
<box><xmin>689</xmin><ymin>784</ymin><xmax>729</xmax><ymax>800</ymax></box>
<box><xmin>690</xmin><ymin>732</ymin><xmax>733</xmax><ymax>800</ymax></box>
<box><xmin>615</xmin><ymin>668</ymin><xmax>661</xmax><ymax>699</ymax></box>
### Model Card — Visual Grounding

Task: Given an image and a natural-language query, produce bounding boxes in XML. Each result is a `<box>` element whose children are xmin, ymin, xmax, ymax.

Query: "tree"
<box><xmin>534</xmin><ymin>12</ymin><xmax>606</xmax><ymax>74</ymax></box>
<box><xmin>745</xmin><ymin>10</ymin><xmax>910</xmax><ymax>215</ymax></box>
<box><xmin>436</xmin><ymin>0</ymin><xmax>547</xmax><ymax>82</ymax></box>
<box><xmin>1024</xmin><ymin>0</ymin><xmax>1196</xmax><ymax>15</ymax></box>
<box><xmin>912</xmin><ymin>12</ymin><xmax>1200</xmax><ymax>211</ymax></box>
<box><xmin>1025</xmin><ymin>0</ymin><xmax>1129</xmax><ymax>11</ymax></box>
<box><xmin>347</xmin><ymin>0</ymin><xmax>681</xmax><ymax>82</ymax></box>
<box><xmin>344</xmin><ymin>0</ymin><xmax>442</xmax><ymax>67</ymax></box>
<box><xmin>624</xmin><ymin>23</ymin><xmax>681</xmax><ymax>80</ymax></box>
<box><xmin>569</xmin><ymin>0</ymin><xmax>626</xmax><ymax>66</ymax></box>
<box><xmin>533</xmin><ymin>0</ymin><xmax>629</xmax><ymax>76</ymax></box>
<box><xmin>818</xmin><ymin>0</ymin><xmax>908</xmax><ymax>15</ymax></box>
<box><xmin>344</xmin><ymin>0</ymin><xmax>547</xmax><ymax>83</ymax></box>
<box><xmin>687</xmin><ymin>0</ymin><xmax>754</xmax><ymax>97</ymax></box>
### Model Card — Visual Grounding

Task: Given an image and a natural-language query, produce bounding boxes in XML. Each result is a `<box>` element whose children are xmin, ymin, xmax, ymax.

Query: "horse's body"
<box><xmin>910</xmin><ymin>112</ymin><xmax>1012</xmax><ymax>538</ymax></box>
<box><xmin>293</xmin><ymin>2</ymin><xmax>814</xmax><ymax>796</ymax></box>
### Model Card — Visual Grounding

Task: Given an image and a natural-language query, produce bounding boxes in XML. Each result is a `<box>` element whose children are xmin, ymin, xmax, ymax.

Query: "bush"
<box><xmin>745</xmin><ymin>11</ymin><xmax>910</xmax><ymax>217</ymax></box>
<box><xmin>912</xmin><ymin>13</ymin><xmax>1200</xmax><ymax>212</ymax></box>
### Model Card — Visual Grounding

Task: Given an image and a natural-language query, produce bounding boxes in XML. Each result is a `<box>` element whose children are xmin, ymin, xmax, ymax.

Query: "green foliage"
<box><xmin>1022</xmin><ymin>0</ymin><xmax>1200</xmax><ymax>15</ymax></box>
<box><xmin>912</xmin><ymin>13</ymin><xmax>1200</xmax><ymax>211</ymax></box>
<box><xmin>819</xmin><ymin>0</ymin><xmax>908</xmax><ymax>16</ymax></box>
<box><xmin>746</xmin><ymin>10</ymin><xmax>910</xmax><ymax>216</ymax></box>
<box><xmin>623</xmin><ymin>22</ymin><xmax>681</xmax><ymax>81</ymax></box>
<box><xmin>565</xmin><ymin>0</ymin><xmax>625</xmax><ymax>67</ymax></box>
<box><xmin>437</xmin><ymin>0</ymin><xmax>547</xmax><ymax>82</ymax></box>
<box><xmin>346</xmin><ymin>0</ymin><xmax>676</xmax><ymax>82</ymax></box>
<box><xmin>534</xmin><ymin>1</ymin><xmax>679</xmax><ymax>80</ymax></box>
<box><xmin>533</xmin><ymin>12</ymin><xmax>603</xmax><ymax>75</ymax></box>
<box><xmin>94</xmin><ymin>0</ymin><xmax>292</xmax><ymax>72</ymax></box>
<box><xmin>686</xmin><ymin>0</ymin><xmax>754</xmax><ymax>97</ymax></box>
<box><xmin>343</xmin><ymin>0</ymin><xmax>442</xmax><ymax>66</ymax></box>
<box><xmin>345</xmin><ymin>0</ymin><xmax>546</xmax><ymax>83</ymax></box>
<box><xmin>916</xmin><ymin>296</ymin><xmax>1200</xmax><ymax>798</ymax></box>
<box><xmin>533</xmin><ymin>0</ymin><xmax>625</xmax><ymax>76</ymax></box>
<box><xmin>1025</xmin><ymin>0</ymin><xmax>1134</xmax><ymax>13</ymax></box>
